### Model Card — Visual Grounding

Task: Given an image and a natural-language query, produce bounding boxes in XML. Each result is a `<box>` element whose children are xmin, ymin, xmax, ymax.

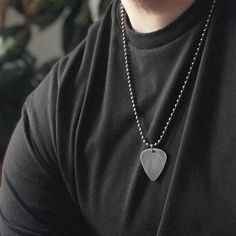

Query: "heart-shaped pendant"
<box><xmin>140</xmin><ymin>148</ymin><xmax>167</xmax><ymax>181</ymax></box>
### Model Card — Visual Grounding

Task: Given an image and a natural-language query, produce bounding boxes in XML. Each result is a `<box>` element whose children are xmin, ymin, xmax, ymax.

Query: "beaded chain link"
<box><xmin>120</xmin><ymin>0</ymin><xmax>217</xmax><ymax>149</ymax></box>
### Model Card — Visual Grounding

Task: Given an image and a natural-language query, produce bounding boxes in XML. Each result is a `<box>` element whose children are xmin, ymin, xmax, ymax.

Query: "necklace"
<box><xmin>120</xmin><ymin>0</ymin><xmax>217</xmax><ymax>181</ymax></box>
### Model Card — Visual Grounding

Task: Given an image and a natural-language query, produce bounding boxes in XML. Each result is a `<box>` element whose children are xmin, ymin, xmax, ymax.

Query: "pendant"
<box><xmin>140</xmin><ymin>148</ymin><xmax>167</xmax><ymax>181</ymax></box>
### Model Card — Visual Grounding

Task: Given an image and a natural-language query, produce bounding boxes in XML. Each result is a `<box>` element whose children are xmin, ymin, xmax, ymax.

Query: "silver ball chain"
<box><xmin>120</xmin><ymin>0</ymin><xmax>216</xmax><ymax>149</ymax></box>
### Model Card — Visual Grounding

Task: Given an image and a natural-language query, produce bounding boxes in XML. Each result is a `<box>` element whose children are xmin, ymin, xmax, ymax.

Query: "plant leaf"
<box><xmin>0</xmin><ymin>25</ymin><xmax>31</xmax><ymax>64</ymax></box>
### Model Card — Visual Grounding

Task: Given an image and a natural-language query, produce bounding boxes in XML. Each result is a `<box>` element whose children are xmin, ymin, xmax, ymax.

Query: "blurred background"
<box><xmin>0</xmin><ymin>0</ymin><xmax>111</xmax><ymax>173</ymax></box>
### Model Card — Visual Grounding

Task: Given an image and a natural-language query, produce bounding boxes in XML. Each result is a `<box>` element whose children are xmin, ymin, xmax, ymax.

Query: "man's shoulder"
<box><xmin>57</xmin><ymin>2</ymin><xmax>114</xmax><ymax>86</ymax></box>
<box><xmin>32</xmin><ymin>1</ymin><xmax>115</xmax><ymax>98</ymax></box>
<box><xmin>23</xmin><ymin>1</ymin><xmax>116</xmax><ymax>145</ymax></box>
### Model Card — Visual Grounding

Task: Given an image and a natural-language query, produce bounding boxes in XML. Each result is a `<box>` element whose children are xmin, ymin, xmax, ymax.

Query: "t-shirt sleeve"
<box><xmin>0</xmin><ymin>52</ymin><xmax>90</xmax><ymax>235</ymax></box>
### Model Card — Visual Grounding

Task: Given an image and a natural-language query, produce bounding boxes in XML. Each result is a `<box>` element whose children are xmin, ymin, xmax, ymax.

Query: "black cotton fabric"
<box><xmin>1</xmin><ymin>0</ymin><xmax>236</xmax><ymax>235</ymax></box>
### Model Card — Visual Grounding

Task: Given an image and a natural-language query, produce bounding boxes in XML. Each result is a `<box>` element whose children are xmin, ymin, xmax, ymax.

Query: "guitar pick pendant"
<box><xmin>140</xmin><ymin>148</ymin><xmax>167</xmax><ymax>181</ymax></box>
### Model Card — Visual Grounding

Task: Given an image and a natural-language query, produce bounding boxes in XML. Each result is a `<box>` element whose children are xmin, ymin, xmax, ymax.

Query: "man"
<box><xmin>1</xmin><ymin>0</ymin><xmax>236</xmax><ymax>235</ymax></box>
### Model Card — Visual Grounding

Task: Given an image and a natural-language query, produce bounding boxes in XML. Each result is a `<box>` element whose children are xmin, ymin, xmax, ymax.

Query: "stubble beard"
<box><xmin>129</xmin><ymin>0</ymin><xmax>163</xmax><ymax>11</ymax></box>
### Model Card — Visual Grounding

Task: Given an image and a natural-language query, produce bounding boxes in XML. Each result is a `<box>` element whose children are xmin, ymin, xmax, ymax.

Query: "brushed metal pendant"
<box><xmin>140</xmin><ymin>148</ymin><xmax>167</xmax><ymax>181</ymax></box>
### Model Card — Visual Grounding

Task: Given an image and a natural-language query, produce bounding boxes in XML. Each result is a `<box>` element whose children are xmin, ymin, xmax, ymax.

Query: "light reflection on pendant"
<box><xmin>140</xmin><ymin>148</ymin><xmax>167</xmax><ymax>181</ymax></box>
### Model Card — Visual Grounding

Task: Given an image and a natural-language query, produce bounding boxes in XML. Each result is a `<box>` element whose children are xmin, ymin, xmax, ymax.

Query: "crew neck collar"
<box><xmin>115</xmin><ymin>0</ymin><xmax>212</xmax><ymax>49</ymax></box>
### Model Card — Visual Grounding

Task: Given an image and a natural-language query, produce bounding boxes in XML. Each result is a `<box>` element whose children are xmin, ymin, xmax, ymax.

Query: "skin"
<box><xmin>121</xmin><ymin>0</ymin><xmax>196</xmax><ymax>33</ymax></box>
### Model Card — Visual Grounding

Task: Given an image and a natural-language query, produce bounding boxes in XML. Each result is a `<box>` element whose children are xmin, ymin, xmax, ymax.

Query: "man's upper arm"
<box><xmin>0</xmin><ymin>61</ymin><xmax>84</xmax><ymax>235</ymax></box>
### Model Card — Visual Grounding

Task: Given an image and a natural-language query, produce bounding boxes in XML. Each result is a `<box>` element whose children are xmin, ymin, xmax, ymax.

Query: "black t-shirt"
<box><xmin>1</xmin><ymin>0</ymin><xmax>236</xmax><ymax>235</ymax></box>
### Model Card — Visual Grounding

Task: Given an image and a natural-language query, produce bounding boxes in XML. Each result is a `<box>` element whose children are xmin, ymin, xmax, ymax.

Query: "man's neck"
<box><xmin>121</xmin><ymin>0</ymin><xmax>196</xmax><ymax>33</ymax></box>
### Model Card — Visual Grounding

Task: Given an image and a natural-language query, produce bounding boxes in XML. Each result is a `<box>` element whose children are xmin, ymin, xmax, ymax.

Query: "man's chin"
<box><xmin>128</xmin><ymin>0</ymin><xmax>163</xmax><ymax>11</ymax></box>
